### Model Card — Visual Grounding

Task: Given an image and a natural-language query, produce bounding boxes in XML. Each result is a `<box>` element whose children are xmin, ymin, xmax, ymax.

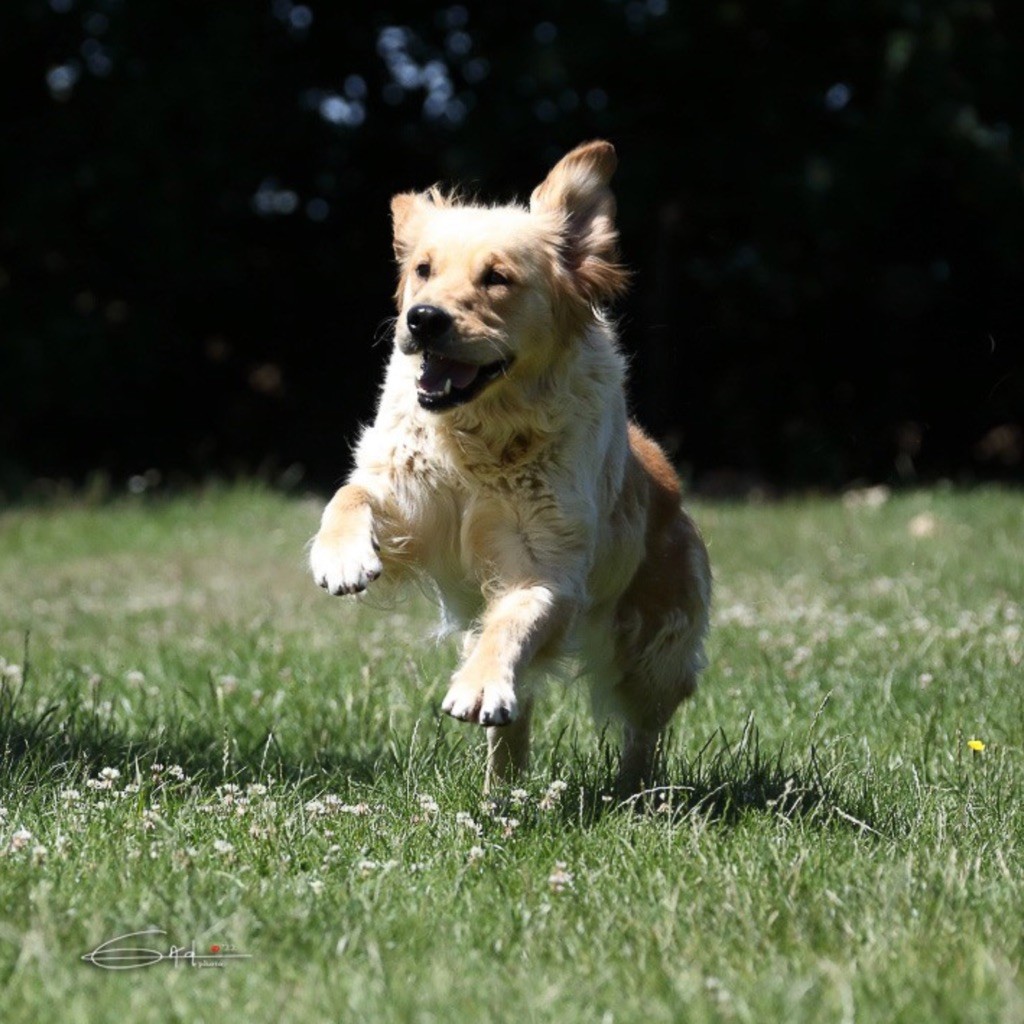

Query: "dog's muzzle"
<box><xmin>399</xmin><ymin>304</ymin><xmax>512</xmax><ymax>411</ymax></box>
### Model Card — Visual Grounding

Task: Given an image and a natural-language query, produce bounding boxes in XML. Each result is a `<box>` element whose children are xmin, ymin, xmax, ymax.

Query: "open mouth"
<box><xmin>416</xmin><ymin>352</ymin><xmax>511</xmax><ymax>411</ymax></box>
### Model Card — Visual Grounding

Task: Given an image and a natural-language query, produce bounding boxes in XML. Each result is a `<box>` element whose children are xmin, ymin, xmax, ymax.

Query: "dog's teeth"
<box><xmin>443</xmin><ymin>378</ymin><xmax>452</xmax><ymax>396</ymax></box>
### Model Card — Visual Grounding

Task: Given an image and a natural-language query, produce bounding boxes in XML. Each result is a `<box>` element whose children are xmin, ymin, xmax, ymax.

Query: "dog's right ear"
<box><xmin>391</xmin><ymin>187</ymin><xmax>450</xmax><ymax>262</ymax></box>
<box><xmin>390</xmin><ymin>192</ymin><xmax>426</xmax><ymax>263</ymax></box>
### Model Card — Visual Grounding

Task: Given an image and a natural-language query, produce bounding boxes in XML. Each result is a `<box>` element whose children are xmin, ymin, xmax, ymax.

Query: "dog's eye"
<box><xmin>482</xmin><ymin>268</ymin><xmax>511</xmax><ymax>288</ymax></box>
<box><xmin>415</xmin><ymin>262</ymin><xmax>431</xmax><ymax>280</ymax></box>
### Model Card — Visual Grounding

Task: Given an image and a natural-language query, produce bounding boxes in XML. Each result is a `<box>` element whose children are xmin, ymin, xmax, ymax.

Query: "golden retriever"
<box><xmin>310</xmin><ymin>141</ymin><xmax>711</xmax><ymax>794</ymax></box>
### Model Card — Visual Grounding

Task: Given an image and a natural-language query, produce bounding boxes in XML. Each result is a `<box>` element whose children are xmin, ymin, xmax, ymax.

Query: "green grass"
<box><xmin>0</xmin><ymin>485</ymin><xmax>1021</xmax><ymax>1023</ymax></box>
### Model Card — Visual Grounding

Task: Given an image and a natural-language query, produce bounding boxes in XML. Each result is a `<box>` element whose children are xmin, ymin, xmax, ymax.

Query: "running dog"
<box><xmin>310</xmin><ymin>141</ymin><xmax>711</xmax><ymax>793</ymax></box>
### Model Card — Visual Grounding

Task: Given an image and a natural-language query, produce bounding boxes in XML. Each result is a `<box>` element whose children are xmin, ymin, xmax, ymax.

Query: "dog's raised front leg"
<box><xmin>442</xmin><ymin>585</ymin><xmax>572</xmax><ymax>727</ymax></box>
<box><xmin>309</xmin><ymin>484</ymin><xmax>383</xmax><ymax>595</ymax></box>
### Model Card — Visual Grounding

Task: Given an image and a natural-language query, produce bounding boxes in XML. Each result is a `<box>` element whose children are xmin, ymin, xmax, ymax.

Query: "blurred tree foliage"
<box><xmin>1</xmin><ymin>0</ymin><xmax>1022</xmax><ymax>495</ymax></box>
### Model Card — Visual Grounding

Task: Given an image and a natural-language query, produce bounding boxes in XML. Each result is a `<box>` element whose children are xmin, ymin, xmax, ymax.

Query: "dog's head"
<box><xmin>390</xmin><ymin>140</ymin><xmax>629</xmax><ymax>413</ymax></box>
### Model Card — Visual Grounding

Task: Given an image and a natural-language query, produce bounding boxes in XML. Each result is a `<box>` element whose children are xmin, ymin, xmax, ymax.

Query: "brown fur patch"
<box><xmin>628</xmin><ymin>421</ymin><xmax>682</xmax><ymax>535</ymax></box>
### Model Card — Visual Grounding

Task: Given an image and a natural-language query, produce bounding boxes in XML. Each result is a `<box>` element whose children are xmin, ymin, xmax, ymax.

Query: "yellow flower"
<box><xmin>967</xmin><ymin>739</ymin><xmax>986</xmax><ymax>752</ymax></box>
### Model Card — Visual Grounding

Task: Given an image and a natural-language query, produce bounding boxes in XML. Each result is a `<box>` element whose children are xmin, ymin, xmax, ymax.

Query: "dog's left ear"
<box><xmin>530</xmin><ymin>140</ymin><xmax>629</xmax><ymax>305</ymax></box>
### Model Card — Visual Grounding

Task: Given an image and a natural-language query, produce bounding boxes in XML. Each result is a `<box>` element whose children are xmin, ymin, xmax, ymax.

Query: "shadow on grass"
<box><xmin>2</xmin><ymin>669</ymin><xmax>888</xmax><ymax>838</ymax></box>
<box><xmin>535</xmin><ymin>715</ymin><xmax>890</xmax><ymax>838</ymax></box>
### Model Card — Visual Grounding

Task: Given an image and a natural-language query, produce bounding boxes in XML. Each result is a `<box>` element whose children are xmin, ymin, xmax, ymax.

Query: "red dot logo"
<box><xmin>209</xmin><ymin>944</ymin><xmax>221</xmax><ymax>953</ymax></box>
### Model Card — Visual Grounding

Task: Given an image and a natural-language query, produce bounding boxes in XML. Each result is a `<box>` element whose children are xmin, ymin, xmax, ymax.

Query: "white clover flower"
<box><xmin>308</xmin><ymin>878</ymin><xmax>325</xmax><ymax>895</ymax></box>
<box><xmin>9</xmin><ymin>828</ymin><xmax>32</xmax><ymax>852</ymax></box>
<box><xmin>548</xmin><ymin>861</ymin><xmax>574</xmax><ymax>893</ymax></box>
<box><xmin>31</xmin><ymin>845</ymin><xmax>48</xmax><ymax>866</ymax></box>
<box><xmin>509</xmin><ymin>788</ymin><xmax>529</xmax><ymax>805</ymax></box>
<box><xmin>303</xmin><ymin>796</ymin><xmax>371</xmax><ymax>818</ymax></box>
<box><xmin>357</xmin><ymin>858</ymin><xmax>397</xmax><ymax>876</ymax></box>
<box><xmin>165</xmin><ymin>765</ymin><xmax>185</xmax><ymax>780</ymax></box>
<box><xmin>212</xmin><ymin>839</ymin><xmax>234</xmax><ymax>856</ymax></box>
<box><xmin>908</xmin><ymin>511</ymin><xmax>937</xmax><ymax>538</ymax></box>
<box><xmin>842</xmin><ymin>485</ymin><xmax>890</xmax><ymax>509</ymax></box>
<box><xmin>340</xmin><ymin>803</ymin><xmax>371</xmax><ymax>815</ymax></box>
<box><xmin>217</xmin><ymin>784</ymin><xmax>242</xmax><ymax>807</ymax></box>
<box><xmin>217</xmin><ymin>674</ymin><xmax>239</xmax><ymax>694</ymax></box>
<box><xmin>467</xmin><ymin>845</ymin><xmax>485</xmax><ymax>864</ymax></box>
<box><xmin>246</xmin><ymin>783</ymin><xmax>268</xmax><ymax>797</ymax></box>
<box><xmin>99</xmin><ymin>767</ymin><xmax>121</xmax><ymax>782</ymax></box>
<box><xmin>125</xmin><ymin>670</ymin><xmax>146</xmax><ymax>686</ymax></box>
<box><xmin>418</xmin><ymin>794</ymin><xmax>439</xmax><ymax>814</ymax></box>
<box><xmin>455</xmin><ymin>811</ymin><xmax>482</xmax><ymax>835</ymax></box>
<box><xmin>539</xmin><ymin>780</ymin><xmax>569</xmax><ymax>811</ymax></box>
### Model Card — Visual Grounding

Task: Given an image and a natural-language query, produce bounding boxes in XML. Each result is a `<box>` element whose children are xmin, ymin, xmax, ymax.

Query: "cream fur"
<box><xmin>310</xmin><ymin>141</ymin><xmax>711</xmax><ymax>793</ymax></box>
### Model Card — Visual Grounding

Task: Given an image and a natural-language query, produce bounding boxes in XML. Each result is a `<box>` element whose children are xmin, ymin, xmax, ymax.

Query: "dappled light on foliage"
<box><xmin>1</xmin><ymin>0</ymin><xmax>1022</xmax><ymax>494</ymax></box>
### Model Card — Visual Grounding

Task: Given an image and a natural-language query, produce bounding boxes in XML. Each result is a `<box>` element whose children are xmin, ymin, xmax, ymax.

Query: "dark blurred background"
<box><xmin>2</xmin><ymin>0</ymin><xmax>1022</xmax><ymax>499</ymax></box>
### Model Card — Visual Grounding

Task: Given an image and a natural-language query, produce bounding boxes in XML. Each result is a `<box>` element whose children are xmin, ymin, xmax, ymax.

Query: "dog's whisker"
<box><xmin>372</xmin><ymin>317</ymin><xmax>398</xmax><ymax>348</ymax></box>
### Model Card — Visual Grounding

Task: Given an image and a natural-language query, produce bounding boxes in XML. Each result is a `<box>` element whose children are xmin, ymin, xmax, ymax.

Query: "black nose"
<box><xmin>405</xmin><ymin>304</ymin><xmax>453</xmax><ymax>349</ymax></box>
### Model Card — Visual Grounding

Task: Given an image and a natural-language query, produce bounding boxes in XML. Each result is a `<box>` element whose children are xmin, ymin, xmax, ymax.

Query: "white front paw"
<box><xmin>479</xmin><ymin>683</ymin><xmax>518</xmax><ymax>727</ymax></box>
<box><xmin>310</xmin><ymin>531</ymin><xmax>382</xmax><ymax>596</ymax></box>
<box><xmin>441</xmin><ymin>674</ymin><xmax>518</xmax><ymax>727</ymax></box>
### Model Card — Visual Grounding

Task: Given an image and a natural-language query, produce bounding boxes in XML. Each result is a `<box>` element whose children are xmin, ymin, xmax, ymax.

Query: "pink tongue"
<box><xmin>418</xmin><ymin>355</ymin><xmax>480</xmax><ymax>393</ymax></box>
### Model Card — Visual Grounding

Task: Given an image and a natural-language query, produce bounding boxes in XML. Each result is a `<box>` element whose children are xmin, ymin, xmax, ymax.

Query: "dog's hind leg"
<box><xmin>485</xmin><ymin>696</ymin><xmax>534</xmax><ymax>792</ymax></box>
<box><xmin>610</xmin><ymin>512</ymin><xmax>711</xmax><ymax>798</ymax></box>
<box><xmin>613</xmin><ymin>678</ymin><xmax>696</xmax><ymax>799</ymax></box>
<box><xmin>617</xmin><ymin>723</ymin><xmax>663</xmax><ymax>799</ymax></box>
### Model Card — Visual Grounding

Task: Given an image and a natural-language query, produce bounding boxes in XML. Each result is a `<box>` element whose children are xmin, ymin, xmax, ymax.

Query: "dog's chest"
<box><xmin>396</xmin><ymin>443</ymin><xmax>559</xmax><ymax>604</ymax></box>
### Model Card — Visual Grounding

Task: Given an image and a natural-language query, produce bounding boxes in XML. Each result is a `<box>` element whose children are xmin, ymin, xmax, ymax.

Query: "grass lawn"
<box><xmin>0</xmin><ymin>485</ymin><xmax>1021</xmax><ymax>1022</ymax></box>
